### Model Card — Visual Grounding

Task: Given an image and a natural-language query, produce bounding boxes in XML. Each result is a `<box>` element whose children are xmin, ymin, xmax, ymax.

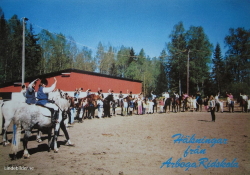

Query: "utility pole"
<box><xmin>22</xmin><ymin>17</ymin><xmax>28</xmax><ymax>85</ymax></box>
<box><xmin>187</xmin><ymin>49</ymin><xmax>190</xmax><ymax>95</ymax></box>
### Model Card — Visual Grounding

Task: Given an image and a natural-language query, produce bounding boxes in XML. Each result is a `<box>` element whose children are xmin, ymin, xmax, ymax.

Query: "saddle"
<box><xmin>36</xmin><ymin>104</ymin><xmax>52</xmax><ymax>117</ymax></box>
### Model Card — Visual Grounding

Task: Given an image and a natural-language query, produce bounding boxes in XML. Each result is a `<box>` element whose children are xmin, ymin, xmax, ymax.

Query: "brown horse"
<box><xmin>181</xmin><ymin>96</ymin><xmax>192</xmax><ymax>112</ymax></box>
<box><xmin>239</xmin><ymin>97</ymin><xmax>248</xmax><ymax>113</ymax></box>
<box><xmin>120</xmin><ymin>96</ymin><xmax>132</xmax><ymax>116</ymax></box>
<box><xmin>76</xmin><ymin>94</ymin><xmax>100</xmax><ymax>120</ymax></box>
<box><xmin>171</xmin><ymin>96</ymin><xmax>181</xmax><ymax>113</ymax></box>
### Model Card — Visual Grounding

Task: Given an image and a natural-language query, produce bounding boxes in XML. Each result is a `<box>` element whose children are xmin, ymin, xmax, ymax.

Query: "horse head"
<box><xmin>49</xmin><ymin>89</ymin><xmax>61</xmax><ymax>102</ymax></box>
<box><xmin>105</xmin><ymin>94</ymin><xmax>114</xmax><ymax>102</ymax></box>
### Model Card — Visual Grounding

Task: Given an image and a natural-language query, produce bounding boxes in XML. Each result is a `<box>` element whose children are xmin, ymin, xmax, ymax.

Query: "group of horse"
<box><xmin>237</xmin><ymin>96</ymin><xmax>249</xmax><ymax>113</ymax></box>
<box><xmin>162</xmin><ymin>95</ymin><xmax>203</xmax><ymax>113</ymax></box>
<box><xmin>118</xmin><ymin>95</ymin><xmax>201</xmax><ymax>114</ymax></box>
<box><xmin>1</xmin><ymin>91</ymin><xmax>248</xmax><ymax>160</ymax></box>
<box><xmin>66</xmin><ymin>93</ymin><xmax>114</xmax><ymax>121</ymax></box>
<box><xmin>0</xmin><ymin>89</ymin><xmax>114</xmax><ymax>159</ymax></box>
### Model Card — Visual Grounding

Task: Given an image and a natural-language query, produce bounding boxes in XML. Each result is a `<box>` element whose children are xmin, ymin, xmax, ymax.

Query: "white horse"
<box><xmin>0</xmin><ymin>90</ymin><xmax>73</xmax><ymax>159</ymax></box>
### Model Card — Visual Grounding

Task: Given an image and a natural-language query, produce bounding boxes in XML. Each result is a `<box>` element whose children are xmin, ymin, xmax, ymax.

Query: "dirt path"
<box><xmin>0</xmin><ymin>106</ymin><xmax>249</xmax><ymax>175</ymax></box>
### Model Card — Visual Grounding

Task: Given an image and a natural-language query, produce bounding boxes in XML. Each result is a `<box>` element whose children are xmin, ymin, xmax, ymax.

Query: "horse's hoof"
<box><xmin>3</xmin><ymin>141</ymin><xmax>9</xmax><ymax>147</ymax></box>
<box><xmin>54</xmin><ymin>149</ymin><xmax>59</xmax><ymax>153</ymax></box>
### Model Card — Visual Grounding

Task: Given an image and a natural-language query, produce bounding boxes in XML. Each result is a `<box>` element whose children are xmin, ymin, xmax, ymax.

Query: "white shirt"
<box><xmin>42</xmin><ymin>82</ymin><xmax>56</xmax><ymax>93</ymax></box>
<box><xmin>163</xmin><ymin>93</ymin><xmax>170</xmax><ymax>99</ymax></box>
<box><xmin>241</xmin><ymin>94</ymin><xmax>248</xmax><ymax>101</ymax></box>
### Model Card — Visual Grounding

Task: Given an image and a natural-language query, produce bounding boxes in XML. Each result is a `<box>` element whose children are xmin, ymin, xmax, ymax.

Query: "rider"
<box><xmin>162</xmin><ymin>91</ymin><xmax>170</xmax><ymax>103</ymax></box>
<box><xmin>226</xmin><ymin>92</ymin><xmax>233</xmax><ymax>100</ymax></box>
<box><xmin>26</xmin><ymin>79</ymin><xmax>39</xmax><ymax>104</ymax></box>
<box><xmin>86</xmin><ymin>89</ymin><xmax>92</xmax><ymax>96</ymax></box>
<box><xmin>36</xmin><ymin>77</ymin><xmax>59</xmax><ymax>124</ymax></box>
<box><xmin>240</xmin><ymin>93</ymin><xmax>248</xmax><ymax>101</ymax></box>
<box><xmin>97</xmin><ymin>88</ymin><xmax>104</xmax><ymax>99</ymax></box>
<box><xmin>183</xmin><ymin>92</ymin><xmax>189</xmax><ymax>99</ymax></box>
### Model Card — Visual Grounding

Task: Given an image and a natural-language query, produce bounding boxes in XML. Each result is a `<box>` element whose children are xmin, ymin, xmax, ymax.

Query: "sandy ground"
<box><xmin>0</xmin><ymin>105</ymin><xmax>249</xmax><ymax>175</ymax></box>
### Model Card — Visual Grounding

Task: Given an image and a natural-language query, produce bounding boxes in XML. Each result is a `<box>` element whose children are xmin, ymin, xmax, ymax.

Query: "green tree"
<box><xmin>224</xmin><ymin>28</ymin><xmax>250</xmax><ymax>83</ymax></box>
<box><xmin>212</xmin><ymin>43</ymin><xmax>225</xmax><ymax>93</ymax></box>
<box><xmin>67</xmin><ymin>36</ymin><xmax>78</xmax><ymax>69</ymax></box>
<box><xmin>38</xmin><ymin>29</ymin><xmax>54</xmax><ymax>74</ymax></box>
<box><xmin>155</xmin><ymin>50</ymin><xmax>168</xmax><ymax>95</ymax></box>
<box><xmin>100</xmin><ymin>46</ymin><xmax>116</xmax><ymax>75</ymax></box>
<box><xmin>126</xmin><ymin>48</ymin><xmax>145</xmax><ymax>80</ymax></box>
<box><xmin>185</xmin><ymin>26</ymin><xmax>213</xmax><ymax>95</ymax></box>
<box><xmin>116</xmin><ymin>46</ymin><xmax>130</xmax><ymax>77</ymax></box>
<box><xmin>167</xmin><ymin>22</ymin><xmax>187</xmax><ymax>95</ymax></box>
<box><xmin>7</xmin><ymin>15</ymin><xmax>23</xmax><ymax>81</ymax></box>
<box><xmin>74</xmin><ymin>46</ymin><xmax>93</xmax><ymax>71</ymax></box>
<box><xmin>95</xmin><ymin>42</ymin><xmax>105</xmax><ymax>73</ymax></box>
<box><xmin>224</xmin><ymin>27</ymin><xmax>250</xmax><ymax>95</ymax></box>
<box><xmin>0</xmin><ymin>8</ymin><xmax>9</xmax><ymax>82</ymax></box>
<box><xmin>25</xmin><ymin>24</ymin><xmax>42</xmax><ymax>78</ymax></box>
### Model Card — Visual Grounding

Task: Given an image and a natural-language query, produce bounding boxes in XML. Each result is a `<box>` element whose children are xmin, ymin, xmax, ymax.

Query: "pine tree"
<box><xmin>212</xmin><ymin>43</ymin><xmax>225</xmax><ymax>93</ymax></box>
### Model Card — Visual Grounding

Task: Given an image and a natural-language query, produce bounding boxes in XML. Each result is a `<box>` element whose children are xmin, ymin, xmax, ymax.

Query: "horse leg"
<box><xmin>23</xmin><ymin>130</ymin><xmax>31</xmax><ymax>158</ymax></box>
<box><xmin>53</xmin><ymin>110</ymin><xmax>62</xmax><ymax>153</ymax></box>
<box><xmin>2</xmin><ymin>119</ymin><xmax>11</xmax><ymax>146</ymax></box>
<box><xmin>47</xmin><ymin>127</ymin><xmax>52</xmax><ymax>152</ymax></box>
<box><xmin>78</xmin><ymin>108</ymin><xmax>83</xmax><ymax>123</ymax></box>
<box><xmin>36</xmin><ymin>130</ymin><xmax>42</xmax><ymax>143</ymax></box>
<box><xmin>2</xmin><ymin>127</ymin><xmax>10</xmax><ymax>146</ymax></box>
<box><xmin>53</xmin><ymin>123</ymin><xmax>60</xmax><ymax>153</ymax></box>
<box><xmin>108</xmin><ymin>106</ymin><xmax>111</xmax><ymax>117</ymax></box>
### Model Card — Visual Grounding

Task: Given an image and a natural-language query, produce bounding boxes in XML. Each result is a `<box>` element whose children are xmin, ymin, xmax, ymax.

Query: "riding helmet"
<box><xmin>41</xmin><ymin>78</ymin><xmax>48</xmax><ymax>86</ymax></box>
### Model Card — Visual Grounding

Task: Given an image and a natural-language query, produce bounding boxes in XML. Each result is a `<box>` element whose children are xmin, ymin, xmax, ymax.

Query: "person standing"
<box><xmin>209</xmin><ymin>95</ymin><xmax>216</xmax><ymax>122</ymax></box>
<box><xmin>192</xmin><ymin>96</ymin><xmax>197</xmax><ymax>112</ymax></box>
<box><xmin>118</xmin><ymin>91</ymin><xmax>123</xmax><ymax>107</ymax></box>
<box><xmin>203</xmin><ymin>96</ymin><xmax>209</xmax><ymax>112</ymax></box>
<box><xmin>97</xmin><ymin>97</ymin><xmax>103</xmax><ymax>119</ymax></box>
<box><xmin>122</xmin><ymin>98</ymin><xmax>128</xmax><ymax>116</ymax></box>
<box><xmin>215</xmin><ymin>92</ymin><xmax>221</xmax><ymax>112</ymax></box>
<box><xmin>88</xmin><ymin>99</ymin><xmax>95</xmax><ymax>119</ymax></box>
<box><xmin>159</xmin><ymin>98</ymin><xmax>164</xmax><ymax>113</ymax></box>
<box><xmin>196</xmin><ymin>91</ymin><xmax>202</xmax><ymax>112</ymax></box>
<box><xmin>137</xmin><ymin>97</ymin><xmax>143</xmax><ymax>115</ymax></box>
<box><xmin>148</xmin><ymin>99</ymin><xmax>154</xmax><ymax>114</ymax></box>
<box><xmin>128</xmin><ymin>99</ymin><xmax>135</xmax><ymax>116</ymax></box>
<box><xmin>111</xmin><ymin>100</ymin><xmax>116</xmax><ymax>116</ymax></box>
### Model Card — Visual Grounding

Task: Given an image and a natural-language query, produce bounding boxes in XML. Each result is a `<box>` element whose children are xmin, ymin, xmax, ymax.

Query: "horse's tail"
<box><xmin>11</xmin><ymin>121</ymin><xmax>21</xmax><ymax>155</ymax></box>
<box><xmin>0</xmin><ymin>100</ymin><xmax>4</xmax><ymax>134</ymax></box>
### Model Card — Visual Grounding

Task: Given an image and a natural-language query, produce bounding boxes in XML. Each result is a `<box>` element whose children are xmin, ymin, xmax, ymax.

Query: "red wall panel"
<box><xmin>0</xmin><ymin>72</ymin><xmax>142</xmax><ymax>94</ymax></box>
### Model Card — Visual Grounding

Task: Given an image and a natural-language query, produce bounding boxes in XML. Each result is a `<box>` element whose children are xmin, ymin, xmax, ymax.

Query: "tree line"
<box><xmin>0</xmin><ymin>8</ymin><xmax>249</xmax><ymax>98</ymax></box>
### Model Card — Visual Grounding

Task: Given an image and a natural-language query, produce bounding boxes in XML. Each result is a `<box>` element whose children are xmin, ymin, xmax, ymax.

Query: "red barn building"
<box><xmin>0</xmin><ymin>69</ymin><xmax>142</xmax><ymax>100</ymax></box>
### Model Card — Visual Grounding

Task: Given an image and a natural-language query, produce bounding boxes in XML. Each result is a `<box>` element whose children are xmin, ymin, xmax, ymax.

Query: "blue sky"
<box><xmin>1</xmin><ymin>0</ymin><xmax>250</xmax><ymax>58</ymax></box>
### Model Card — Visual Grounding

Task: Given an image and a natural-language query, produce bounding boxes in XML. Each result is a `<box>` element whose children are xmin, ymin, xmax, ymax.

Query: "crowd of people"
<box><xmin>20</xmin><ymin>78</ymin><xmax>249</xmax><ymax>125</ymax></box>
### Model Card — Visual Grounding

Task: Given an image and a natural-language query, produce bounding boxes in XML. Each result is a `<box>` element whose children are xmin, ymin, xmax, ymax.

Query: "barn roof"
<box><xmin>0</xmin><ymin>68</ymin><xmax>142</xmax><ymax>88</ymax></box>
